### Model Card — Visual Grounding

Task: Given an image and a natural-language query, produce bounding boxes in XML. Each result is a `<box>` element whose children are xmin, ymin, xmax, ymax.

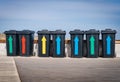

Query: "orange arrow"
<box><xmin>21</xmin><ymin>36</ymin><xmax>26</xmax><ymax>55</ymax></box>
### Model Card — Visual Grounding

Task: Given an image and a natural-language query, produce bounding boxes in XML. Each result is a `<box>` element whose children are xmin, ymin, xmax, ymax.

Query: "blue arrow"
<box><xmin>106</xmin><ymin>36</ymin><xmax>111</xmax><ymax>55</ymax></box>
<box><xmin>56</xmin><ymin>36</ymin><xmax>61</xmax><ymax>55</ymax></box>
<box><xmin>74</xmin><ymin>36</ymin><xmax>79</xmax><ymax>55</ymax></box>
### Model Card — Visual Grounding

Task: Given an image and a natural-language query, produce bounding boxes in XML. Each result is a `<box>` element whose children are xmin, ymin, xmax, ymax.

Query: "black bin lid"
<box><xmin>51</xmin><ymin>30</ymin><xmax>66</xmax><ymax>35</ymax></box>
<box><xmin>37</xmin><ymin>29</ymin><xmax>50</xmax><ymax>34</ymax></box>
<box><xmin>4</xmin><ymin>30</ymin><xmax>18</xmax><ymax>34</ymax></box>
<box><xmin>18</xmin><ymin>30</ymin><xmax>35</xmax><ymax>34</ymax></box>
<box><xmin>101</xmin><ymin>29</ymin><xmax>116</xmax><ymax>34</ymax></box>
<box><xmin>85</xmin><ymin>29</ymin><xmax>100</xmax><ymax>34</ymax></box>
<box><xmin>69</xmin><ymin>29</ymin><xmax>84</xmax><ymax>34</ymax></box>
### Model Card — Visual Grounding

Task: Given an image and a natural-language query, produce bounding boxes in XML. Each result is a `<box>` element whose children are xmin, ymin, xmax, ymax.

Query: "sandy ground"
<box><xmin>14</xmin><ymin>57</ymin><xmax>120</xmax><ymax>82</ymax></box>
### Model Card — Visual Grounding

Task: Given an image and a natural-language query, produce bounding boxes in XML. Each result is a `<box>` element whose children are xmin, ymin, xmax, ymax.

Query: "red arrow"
<box><xmin>21</xmin><ymin>36</ymin><xmax>26</xmax><ymax>55</ymax></box>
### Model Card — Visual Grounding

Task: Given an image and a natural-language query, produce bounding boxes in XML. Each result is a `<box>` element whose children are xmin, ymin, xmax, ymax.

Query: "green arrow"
<box><xmin>8</xmin><ymin>36</ymin><xmax>13</xmax><ymax>54</ymax></box>
<box><xmin>90</xmin><ymin>36</ymin><xmax>95</xmax><ymax>55</ymax></box>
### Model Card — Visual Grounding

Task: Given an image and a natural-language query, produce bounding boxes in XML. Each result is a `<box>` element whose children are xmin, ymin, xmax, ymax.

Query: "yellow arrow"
<box><xmin>42</xmin><ymin>36</ymin><xmax>47</xmax><ymax>54</ymax></box>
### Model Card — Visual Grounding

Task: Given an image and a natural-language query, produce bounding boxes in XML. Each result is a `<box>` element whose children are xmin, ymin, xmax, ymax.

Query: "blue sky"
<box><xmin>0</xmin><ymin>0</ymin><xmax>120</xmax><ymax>39</ymax></box>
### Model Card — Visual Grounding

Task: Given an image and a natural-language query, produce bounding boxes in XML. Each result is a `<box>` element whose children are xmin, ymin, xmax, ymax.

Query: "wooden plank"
<box><xmin>0</xmin><ymin>40</ymin><xmax>6</xmax><ymax>43</ymax></box>
<box><xmin>115</xmin><ymin>40</ymin><xmax>120</xmax><ymax>44</ymax></box>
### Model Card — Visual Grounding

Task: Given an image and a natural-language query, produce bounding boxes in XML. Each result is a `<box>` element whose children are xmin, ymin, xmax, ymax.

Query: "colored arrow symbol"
<box><xmin>56</xmin><ymin>36</ymin><xmax>61</xmax><ymax>55</ymax></box>
<box><xmin>74</xmin><ymin>36</ymin><xmax>79</xmax><ymax>55</ymax></box>
<box><xmin>21</xmin><ymin>36</ymin><xmax>26</xmax><ymax>54</ymax></box>
<box><xmin>8</xmin><ymin>36</ymin><xmax>13</xmax><ymax>54</ymax></box>
<box><xmin>90</xmin><ymin>36</ymin><xmax>95</xmax><ymax>55</ymax></box>
<box><xmin>106</xmin><ymin>36</ymin><xmax>111</xmax><ymax>55</ymax></box>
<box><xmin>41</xmin><ymin>36</ymin><xmax>47</xmax><ymax>54</ymax></box>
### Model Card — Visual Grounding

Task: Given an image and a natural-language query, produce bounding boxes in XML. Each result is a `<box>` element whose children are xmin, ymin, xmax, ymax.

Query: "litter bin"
<box><xmin>4</xmin><ymin>30</ymin><xmax>19</xmax><ymax>56</ymax></box>
<box><xmin>37</xmin><ymin>30</ymin><xmax>51</xmax><ymax>57</ymax></box>
<box><xmin>101</xmin><ymin>29</ymin><xmax>116</xmax><ymax>57</ymax></box>
<box><xmin>69</xmin><ymin>29</ymin><xmax>84</xmax><ymax>58</ymax></box>
<box><xmin>85</xmin><ymin>29</ymin><xmax>100</xmax><ymax>58</ymax></box>
<box><xmin>51</xmin><ymin>30</ymin><xmax>66</xmax><ymax>57</ymax></box>
<box><xmin>18</xmin><ymin>30</ymin><xmax>34</xmax><ymax>56</ymax></box>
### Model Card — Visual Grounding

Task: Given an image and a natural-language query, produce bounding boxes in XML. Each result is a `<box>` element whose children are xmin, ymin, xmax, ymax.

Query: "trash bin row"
<box><xmin>4</xmin><ymin>29</ymin><xmax>116</xmax><ymax>58</ymax></box>
<box><xmin>4</xmin><ymin>30</ymin><xmax>35</xmax><ymax>56</ymax></box>
<box><xmin>37</xmin><ymin>30</ymin><xmax>66</xmax><ymax>57</ymax></box>
<box><xmin>70</xmin><ymin>29</ymin><xmax>116</xmax><ymax>58</ymax></box>
<box><xmin>4</xmin><ymin>30</ymin><xmax>66</xmax><ymax>57</ymax></box>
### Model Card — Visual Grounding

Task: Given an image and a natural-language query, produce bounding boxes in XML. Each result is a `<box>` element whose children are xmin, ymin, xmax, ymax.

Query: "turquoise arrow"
<box><xmin>90</xmin><ymin>36</ymin><xmax>95</xmax><ymax>55</ymax></box>
<box><xmin>8</xmin><ymin>36</ymin><xmax>13</xmax><ymax>54</ymax></box>
<box><xmin>74</xmin><ymin>36</ymin><xmax>79</xmax><ymax>55</ymax></box>
<box><xmin>56</xmin><ymin>36</ymin><xmax>61</xmax><ymax>55</ymax></box>
<box><xmin>106</xmin><ymin>36</ymin><xmax>111</xmax><ymax>55</ymax></box>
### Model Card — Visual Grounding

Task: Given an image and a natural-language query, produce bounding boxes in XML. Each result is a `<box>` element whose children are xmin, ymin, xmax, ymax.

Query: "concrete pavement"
<box><xmin>1</xmin><ymin>56</ymin><xmax>120</xmax><ymax>82</ymax></box>
<box><xmin>0</xmin><ymin>57</ymin><xmax>21</xmax><ymax>82</ymax></box>
<box><xmin>14</xmin><ymin>57</ymin><xmax>120</xmax><ymax>82</ymax></box>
